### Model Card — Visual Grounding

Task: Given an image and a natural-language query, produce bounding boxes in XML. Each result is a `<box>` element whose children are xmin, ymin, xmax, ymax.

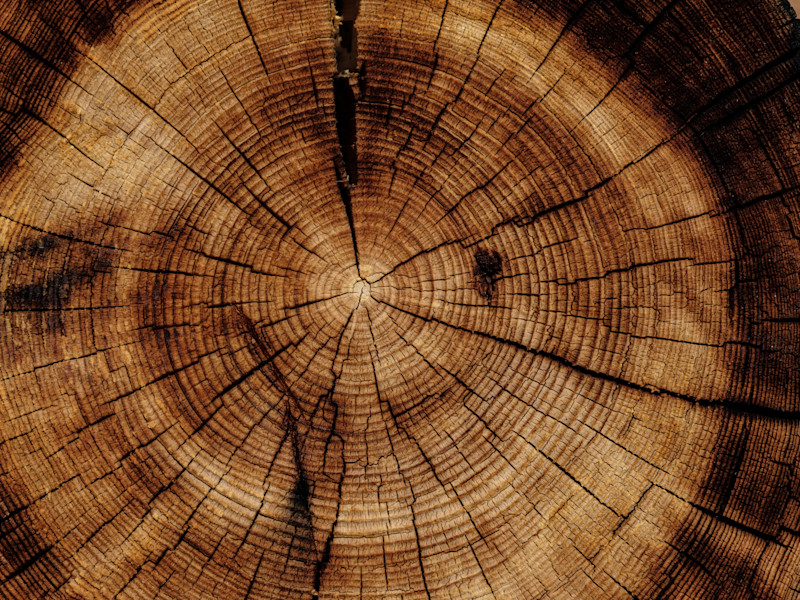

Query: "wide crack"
<box><xmin>333</xmin><ymin>0</ymin><xmax>362</xmax><ymax>277</ymax></box>
<box><xmin>333</xmin><ymin>0</ymin><xmax>360</xmax><ymax>185</ymax></box>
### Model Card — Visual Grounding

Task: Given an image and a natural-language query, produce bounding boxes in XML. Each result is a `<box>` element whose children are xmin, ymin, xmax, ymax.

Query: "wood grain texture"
<box><xmin>0</xmin><ymin>0</ymin><xmax>799</xmax><ymax>598</ymax></box>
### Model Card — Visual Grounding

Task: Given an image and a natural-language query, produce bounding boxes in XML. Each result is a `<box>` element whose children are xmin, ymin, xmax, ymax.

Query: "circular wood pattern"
<box><xmin>1</xmin><ymin>1</ymin><xmax>799</xmax><ymax>598</ymax></box>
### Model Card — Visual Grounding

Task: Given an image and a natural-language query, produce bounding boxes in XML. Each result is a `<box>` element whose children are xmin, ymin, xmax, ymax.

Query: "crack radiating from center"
<box><xmin>332</xmin><ymin>0</ymin><xmax>360</xmax><ymax>184</ymax></box>
<box><xmin>332</xmin><ymin>0</ymin><xmax>362</xmax><ymax>276</ymax></box>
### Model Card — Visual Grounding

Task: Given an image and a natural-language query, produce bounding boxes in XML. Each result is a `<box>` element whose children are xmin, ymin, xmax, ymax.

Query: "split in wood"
<box><xmin>333</xmin><ymin>0</ymin><xmax>360</xmax><ymax>185</ymax></box>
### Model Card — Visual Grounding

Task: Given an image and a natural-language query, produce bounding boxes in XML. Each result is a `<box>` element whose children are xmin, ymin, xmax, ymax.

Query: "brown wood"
<box><xmin>1</xmin><ymin>0</ymin><xmax>799</xmax><ymax>598</ymax></box>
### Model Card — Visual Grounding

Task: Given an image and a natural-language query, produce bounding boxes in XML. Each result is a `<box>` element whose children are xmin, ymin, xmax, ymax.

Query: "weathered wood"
<box><xmin>1</xmin><ymin>0</ymin><xmax>799</xmax><ymax>598</ymax></box>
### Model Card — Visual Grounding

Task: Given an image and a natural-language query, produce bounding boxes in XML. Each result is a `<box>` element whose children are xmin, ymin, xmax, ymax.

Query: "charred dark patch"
<box><xmin>3</xmin><ymin>270</ymin><xmax>85</xmax><ymax>311</ymax></box>
<box><xmin>286</xmin><ymin>474</ymin><xmax>316</xmax><ymax>567</ymax></box>
<box><xmin>473</xmin><ymin>247</ymin><xmax>503</xmax><ymax>303</ymax></box>
<box><xmin>3</xmin><ymin>267</ymin><xmax>90</xmax><ymax>335</ymax></box>
<box><xmin>289</xmin><ymin>474</ymin><xmax>313</xmax><ymax>527</ymax></box>
<box><xmin>3</xmin><ymin>243</ymin><xmax>112</xmax><ymax>313</ymax></box>
<box><xmin>1</xmin><ymin>236</ymin><xmax>115</xmax><ymax>339</ymax></box>
<box><xmin>17</xmin><ymin>234</ymin><xmax>58</xmax><ymax>257</ymax></box>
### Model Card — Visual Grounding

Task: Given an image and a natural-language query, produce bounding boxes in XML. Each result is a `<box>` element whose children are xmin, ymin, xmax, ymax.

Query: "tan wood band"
<box><xmin>1</xmin><ymin>0</ymin><xmax>799</xmax><ymax>598</ymax></box>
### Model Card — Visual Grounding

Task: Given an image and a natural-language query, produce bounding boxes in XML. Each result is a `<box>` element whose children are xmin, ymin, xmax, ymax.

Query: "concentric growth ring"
<box><xmin>1</xmin><ymin>0</ymin><xmax>799</xmax><ymax>599</ymax></box>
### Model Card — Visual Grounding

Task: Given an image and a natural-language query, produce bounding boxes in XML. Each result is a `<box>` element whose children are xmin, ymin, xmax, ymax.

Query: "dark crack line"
<box><xmin>468</xmin><ymin>542</ymin><xmax>496</xmax><ymax>597</ymax></box>
<box><xmin>213</xmin><ymin>291</ymin><xmax>348</xmax><ymax>315</ymax></box>
<box><xmin>66</xmin><ymin>65</ymin><xmax>200</xmax><ymax>180</ymax></box>
<box><xmin>378</xmin><ymin>114</ymin><xmax>705</xmax><ymax>283</ymax></box>
<box><xmin>100</xmin><ymin>348</ymin><xmax>218</xmax><ymax>408</ymax></box>
<box><xmin>530</xmin><ymin>0</ymin><xmax>593</xmax><ymax>82</ymax></box>
<box><xmin>694</xmin><ymin>60</ymin><xmax>800</xmax><ymax>135</ymax></box>
<box><xmin>1</xmin><ymin>543</ymin><xmax>55</xmax><ymax>585</ymax></box>
<box><xmin>76</xmin><ymin>53</ymin><xmax>303</xmax><ymax>246</ymax></box>
<box><xmin>233</xmin><ymin>427</ymin><xmax>292</xmax><ymax>558</ymax></box>
<box><xmin>216</xmin><ymin>125</ymin><xmax>292</xmax><ymax>230</ymax></box>
<box><xmin>290</xmin><ymin>233</ymin><xmax>333</xmax><ymax>267</ymax></box>
<box><xmin>372</xmin><ymin>150</ymin><xmax>715</xmax><ymax>286</ymax></box>
<box><xmin>177</xmin><ymin>243</ymin><xmax>292</xmax><ymax>278</ymax></box>
<box><xmin>109</xmin><ymin>415</ymin><xmax>280</xmax><ymax>599</ymax></box>
<box><xmin>0</xmin><ymin>215</ymin><xmax>123</xmax><ymax>253</ymax></box>
<box><xmin>67</xmin><ymin>367</ymin><xmax>293</xmax><ymax>600</ymax></box>
<box><xmin>538</xmin><ymin>254</ymin><xmax>726</xmax><ymax>286</ymax></box>
<box><xmin>429</xmin><ymin>0</ymin><xmax>449</xmax><ymax>67</ymax></box>
<box><xmin>333</xmin><ymin>78</ymin><xmax>358</xmax><ymax>184</ymax></box>
<box><xmin>410</xmin><ymin>501</ymin><xmax>432</xmax><ymax>600</ymax></box>
<box><xmin>376</xmin><ymin>10</ymin><xmax>800</xmax><ymax>285</ymax></box>
<box><xmin>483</xmin><ymin>365</ymin><xmax>668</xmax><ymax>476</ymax></box>
<box><xmin>242</xmin><ymin>551</ymin><xmax>265</xmax><ymax>600</ymax></box>
<box><xmin>366</xmin><ymin>310</ymin><xmax>503</xmax><ymax>598</ymax></box>
<box><xmin>423</xmin><ymin>0</ymin><xmax>504</xmax><ymax>147</ymax></box>
<box><xmin>0</xmin><ymin>340</ymin><xmax>138</xmax><ymax>383</ymax></box>
<box><xmin>0</xmin><ymin>29</ymin><xmax>72</xmax><ymax>82</ymax></box>
<box><xmin>653</xmin><ymin>483</ymin><xmax>785</xmax><ymax>545</ymax></box>
<box><xmin>236</xmin><ymin>301</ymin><xmax>355</xmax><ymax>596</ymax></box>
<box><xmin>20</xmin><ymin>107</ymin><xmax>104</xmax><ymax>170</ymax></box>
<box><xmin>375</xmin><ymin>297</ymin><xmax>800</xmax><ymax>421</ymax></box>
<box><xmin>307</xmin><ymin>311</ymin><xmax>353</xmax><ymax>596</ymax></box>
<box><xmin>330</xmin><ymin>0</ymin><xmax>362</xmax><ymax>272</ymax></box>
<box><xmin>362</xmin><ymin>312</ymin><xmax>431</xmax><ymax>598</ymax></box>
<box><xmin>236</xmin><ymin>0</ymin><xmax>269</xmax><ymax>78</ymax></box>
<box><xmin>370</xmin><ymin>237</ymin><xmax>463</xmax><ymax>284</ymax></box>
<box><xmin>433</xmin><ymin>154</ymin><xmax>515</xmax><ymax>228</ymax></box>
<box><xmin>386</xmin><ymin>308</ymin><xmax>659</xmax><ymax>484</ymax></box>
<box><xmin>335</xmin><ymin>161</ymin><xmax>361</xmax><ymax>276</ymax></box>
<box><xmin>311</xmin><ymin>446</ymin><xmax>344</xmax><ymax>596</ymax></box>
<box><xmin>388</xmin><ymin>316</ymin><xmax>619</xmax><ymax>517</ymax></box>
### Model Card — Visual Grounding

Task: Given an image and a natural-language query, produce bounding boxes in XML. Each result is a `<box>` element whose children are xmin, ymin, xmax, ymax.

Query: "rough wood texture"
<box><xmin>1</xmin><ymin>0</ymin><xmax>799</xmax><ymax>598</ymax></box>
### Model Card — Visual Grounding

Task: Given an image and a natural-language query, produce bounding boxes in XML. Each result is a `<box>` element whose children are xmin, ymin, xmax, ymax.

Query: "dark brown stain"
<box><xmin>3</xmin><ymin>232</ymin><xmax>113</xmax><ymax>296</ymax></box>
<box><xmin>287</xmin><ymin>475</ymin><xmax>316</xmax><ymax>557</ymax></box>
<box><xmin>4</xmin><ymin>268</ymin><xmax>90</xmax><ymax>311</ymax></box>
<box><xmin>473</xmin><ymin>247</ymin><xmax>503</xmax><ymax>303</ymax></box>
<box><xmin>15</xmin><ymin>234</ymin><xmax>59</xmax><ymax>257</ymax></box>
<box><xmin>0</xmin><ymin>2</ymin><xmax>151</xmax><ymax>594</ymax></box>
<box><xmin>560</xmin><ymin>2</ymin><xmax>800</xmax><ymax>598</ymax></box>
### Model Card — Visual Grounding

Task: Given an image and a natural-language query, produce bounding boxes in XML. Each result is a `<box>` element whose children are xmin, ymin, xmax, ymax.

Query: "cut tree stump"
<box><xmin>1</xmin><ymin>0</ymin><xmax>799</xmax><ymax>598</ymax></box>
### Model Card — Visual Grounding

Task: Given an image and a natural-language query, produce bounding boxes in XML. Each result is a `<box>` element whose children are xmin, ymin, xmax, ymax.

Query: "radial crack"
<box><xmin>335</xmin><ymin>161</ymin><xmax>361</xmax><ymax>275</ymax></box>
<box><xmin>376</xmin><ymin>298</ymin><xmax>800</xmax><ymax>420</ymax></box>
<box><xmin>332</xmin><ymin>0</ymin><xmax>360</xmax><ymax>184</ymax></box>
<box><xmin>331</xmin><ymin>0</ymin><xmax>362</xmax><ymax>278</ymax></box>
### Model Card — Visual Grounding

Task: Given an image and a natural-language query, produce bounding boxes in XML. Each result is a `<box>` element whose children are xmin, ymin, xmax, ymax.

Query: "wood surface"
<box><xmin>1</xmin><ymin>0</ymin><xmax>799</xmax><ymax>598</ymax></box>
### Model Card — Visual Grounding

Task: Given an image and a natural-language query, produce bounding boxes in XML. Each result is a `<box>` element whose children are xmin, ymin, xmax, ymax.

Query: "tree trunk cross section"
<box><xmin>0</xmin><ymin>0</ymin><xmax>799</xmax><ymax>599</ymax></box>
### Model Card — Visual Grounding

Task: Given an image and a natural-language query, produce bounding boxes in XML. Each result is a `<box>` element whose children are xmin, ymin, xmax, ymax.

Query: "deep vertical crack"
<box><xmin>309</xmin><ymin>313</ymin><xmax>351</xmax><ymax>597</ymax></box>
<box><xmin>333</xmin><ymin>78</ymin><xmax>358</xmax><ymax>183</ymax></box>
<box><xmin>332</xmin><ymin>0</ymin><xmax>360</xmax><ymax>183</ymax></box>
<box><xmin>333</xmin><ymin>0</ymin><xmax>360</xmax><ymax>73</ymax></box>
<box><xmin>332</xmin><ymin>0</ymin><xmax>362</xmax><ymax>276</ymax></box>
<box><xmin>335</xmin><ymin>161</ymin><xmax>361</xmax><ymax>276</ymax></box>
